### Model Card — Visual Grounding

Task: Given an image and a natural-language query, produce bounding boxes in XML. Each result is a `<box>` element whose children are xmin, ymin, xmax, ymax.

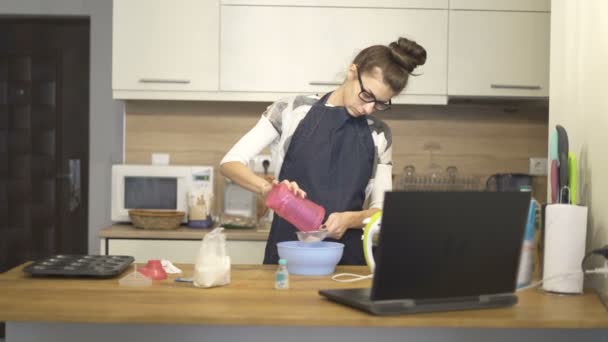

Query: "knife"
<box><xmin>555</xmin><ymin>125</ymin><xmax>569</xmax><ymax>203</ymax></box>
<box><xmin>550</xmin><ymin>159</ymin><xmax>559</xmax><ymax>203</ymax></box>
<box><xmin>549</xmin><ymin>128</ymin><xmax>559</xmax><ymax>162</ymax></box>
<box><xmin>568</xmin><ymin>152</ymin><xmax>578</xmax><ymax>205</ymax></box>
<box><xmin>549</xmin><ymin>128</ymin><xmax>559</xmax><ymax>203</ymax></box>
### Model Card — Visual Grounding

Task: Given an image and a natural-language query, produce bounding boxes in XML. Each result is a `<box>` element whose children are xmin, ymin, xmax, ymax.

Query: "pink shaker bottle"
<box><xmin>265</xmin><ymin>183</ymin><xmax>325</xmax><ymax>232</ymax></box>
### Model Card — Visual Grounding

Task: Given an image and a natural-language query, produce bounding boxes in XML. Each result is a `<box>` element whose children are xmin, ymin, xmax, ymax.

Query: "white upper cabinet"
<box><xmin>220</xmin><ymin>5</ymin><xmax>448</xmax><ymax>104</ymax></box>
<box><xmin>447</xmin><ymin>10</ymin><xmax>550</xmax><ymax>97</ymax></box>
<box><xmin>449</xmin><ymin>0</ymin><xmax>550</xmax><ymax>11</ymax></box>
<box><xmin>112</xmin><ymin>0</ymin><xmax>219</xmax><ymax>96</ymax></box>
<box><xmin>111</xmin><ymin>0</ymin><xmax>551</xmax><ymax>102</ymax></box>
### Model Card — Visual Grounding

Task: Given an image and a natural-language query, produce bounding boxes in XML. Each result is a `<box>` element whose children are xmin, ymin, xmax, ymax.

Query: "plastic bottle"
<box><xmin>275</xmin><ymin>259</ymin><xmax>289</xmax><ymax>289</ymax></box>
<box><xmin>265</xmin><ymin>183</ymin><xmax>325</xmax><ymax>232</ymax></box>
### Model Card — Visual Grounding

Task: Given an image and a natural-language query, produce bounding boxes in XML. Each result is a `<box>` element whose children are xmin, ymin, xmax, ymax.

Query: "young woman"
<box><xmin>220</xmin><ymin>37</ymin><xmax>427</xmax><ymax>264</ymax></box>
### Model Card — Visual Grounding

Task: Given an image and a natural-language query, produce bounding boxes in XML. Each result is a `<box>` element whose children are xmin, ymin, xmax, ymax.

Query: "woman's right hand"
<box><xmin>263</xmin><ymin>179</ymin><xmax>307</xmax><ymax>199</ymax></box>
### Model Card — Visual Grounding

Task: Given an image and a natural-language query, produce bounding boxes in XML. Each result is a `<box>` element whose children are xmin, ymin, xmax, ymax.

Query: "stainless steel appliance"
<box><xmin>220</xmin><ymin>180</ymin><xmax>257</xmax><ymax>229</ymax></box>
<box><xmin>486</xmin><ymin>173</ymin><xmax>533</xmax><ymax>192</ymax></box>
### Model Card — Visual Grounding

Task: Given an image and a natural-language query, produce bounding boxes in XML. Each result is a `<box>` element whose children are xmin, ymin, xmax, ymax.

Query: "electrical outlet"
<box><xmin>251</xmin><ymin>154</ymin><xmax>273</xmax><ymax>174</ymax></box>
<box><xmin>151</xmin><ymin>153</ymin><xmax>170</xmax><ymax>165</ymax></box>
<box><xmin>529</xmin><ymin>157</ymin><xmax>548</xmax><ymax>176</ymax></box>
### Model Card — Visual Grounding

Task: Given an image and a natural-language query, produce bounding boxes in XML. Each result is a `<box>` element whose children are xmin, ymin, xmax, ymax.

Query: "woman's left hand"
<box><xmin>323</xmin><ymin>212</ymin><xmax>354</xmax><ymax>240</ymax></box>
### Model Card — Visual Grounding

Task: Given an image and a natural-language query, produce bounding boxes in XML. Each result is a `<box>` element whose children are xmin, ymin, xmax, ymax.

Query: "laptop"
<box><xmin>319</xmin><ymin>191</ymin><xmax>531</xmax><ymax>316</ymax></box>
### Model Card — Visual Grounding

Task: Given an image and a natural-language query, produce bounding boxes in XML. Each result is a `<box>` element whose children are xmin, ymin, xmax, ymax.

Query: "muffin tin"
<box><xmin>23</xmin><ymin>255</ymin><xmax>135</xmax><ymax>278</ymax></box>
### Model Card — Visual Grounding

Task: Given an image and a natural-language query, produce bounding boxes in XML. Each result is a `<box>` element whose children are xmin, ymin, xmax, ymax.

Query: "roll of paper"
<box><xmin>542</xmin><ymin>204</ymin><xmax>588</xmax><ymax>294</ymax></box>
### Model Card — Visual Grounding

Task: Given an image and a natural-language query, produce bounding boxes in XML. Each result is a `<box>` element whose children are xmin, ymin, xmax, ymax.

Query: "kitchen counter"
<box><xmin>1</xmin><ymin>263</ymin><xmax>607</xmax><ymax>342</ymax></box>
<box><xmin>1</xmin><ymin>263</ymin><xmax>607</xmax><ymax>328</ymax></box>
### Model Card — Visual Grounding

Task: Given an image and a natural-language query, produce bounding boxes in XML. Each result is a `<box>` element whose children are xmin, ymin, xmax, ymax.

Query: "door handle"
<box><xmin>57</xmin><ymin>159</ymin><xmax>81</xmax><ymax>212</ymax></box>
<box><xmin>490</xmin><ymin>84</ymin><xmax>542</xmax><ymax>90</ymax></box>
<box><xmin>68</xmin><ymin>159</ymin><xmax>81</xmax><ymax>211</ymax></box>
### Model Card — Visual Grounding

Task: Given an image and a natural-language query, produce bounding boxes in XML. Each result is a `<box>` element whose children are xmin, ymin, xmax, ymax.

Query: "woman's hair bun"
<box><xmin>388</xmin><ymin>37</ymin><xmax>427</xmax><ymax>73</ymax></box>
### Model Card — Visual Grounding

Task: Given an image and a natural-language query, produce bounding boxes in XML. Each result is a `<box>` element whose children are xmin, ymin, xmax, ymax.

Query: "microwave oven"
<box><xmin>111</xmin><ymin>164</ymin><xmax>214</xmax><ymax>222</ymax></box>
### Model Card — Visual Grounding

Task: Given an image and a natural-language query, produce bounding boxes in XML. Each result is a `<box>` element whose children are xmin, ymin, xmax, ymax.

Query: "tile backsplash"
<box><xmin>125</xmin><ymin>99</ymin><xmax>549</xmax><ymax>210</ymax></box>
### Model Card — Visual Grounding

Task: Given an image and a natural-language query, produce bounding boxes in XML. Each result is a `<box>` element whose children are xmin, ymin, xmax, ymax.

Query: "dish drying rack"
<box><xmin>396</xmin><ymin>165</ymin><xmax>484</xmax><ymax>191</ymax></box>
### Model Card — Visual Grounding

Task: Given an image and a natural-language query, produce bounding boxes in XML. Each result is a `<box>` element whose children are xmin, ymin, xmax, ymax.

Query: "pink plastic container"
<box><xmin>265</xmin><ymin>183</ymin><xmax>325</xmax><ymax>232</ymax></box>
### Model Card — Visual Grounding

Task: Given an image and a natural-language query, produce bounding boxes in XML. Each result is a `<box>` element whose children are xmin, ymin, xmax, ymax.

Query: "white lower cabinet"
<box><xmin>102</xmin><ymin>239</ymin><xmax>266</xmax><ymax>265</ymax></box>
<box><xmin>448</xmin><ymin>10</ymin><xmax>550</xmax><ymax>97</ymax></box>
<box><xmin>220</xmin><ymin>5</ymin><xmax>448</xmax><ymax>104</ymax></box>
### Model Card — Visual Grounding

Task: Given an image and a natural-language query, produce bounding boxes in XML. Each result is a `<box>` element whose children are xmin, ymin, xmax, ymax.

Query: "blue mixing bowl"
<box><xmin>277</xmin><ymin>241</ymin><xmax>344</xmax><ymax>275</ymax></box>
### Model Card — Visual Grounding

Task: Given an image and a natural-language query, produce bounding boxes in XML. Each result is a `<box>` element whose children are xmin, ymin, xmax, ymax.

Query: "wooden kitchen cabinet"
<box><xmin>220</xmin><ymin>5</ymin><xmax>448</xmax><ymax>104</ymax></box>
<box><xmin>447</xmin><ymin>10</ymin><xmax>550</xmax><ymax>97</ymax></box>
<box><xmin>112</xmin><ymin>0</ymin><xmax>219</xmax><ymax>97</ymax></box>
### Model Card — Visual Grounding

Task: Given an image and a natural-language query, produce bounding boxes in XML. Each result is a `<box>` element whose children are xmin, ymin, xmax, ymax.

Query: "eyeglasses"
<box><xmin>356</xmin><ymin>69</ymin><xmax>392</xmax><ymax>111</ymax></box>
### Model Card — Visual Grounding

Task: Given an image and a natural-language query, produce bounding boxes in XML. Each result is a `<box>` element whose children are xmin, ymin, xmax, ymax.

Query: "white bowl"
<box><xmin>277</xmin><ymin>241</ymin><xmax>344</xmax><ymax>275</ymax></box>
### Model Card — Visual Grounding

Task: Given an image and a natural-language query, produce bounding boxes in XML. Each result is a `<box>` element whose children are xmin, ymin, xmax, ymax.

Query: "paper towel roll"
<box><xmin>542</xmin><ymin>204</ymin><xmax>588</xmax><ymax>294</ymax></box>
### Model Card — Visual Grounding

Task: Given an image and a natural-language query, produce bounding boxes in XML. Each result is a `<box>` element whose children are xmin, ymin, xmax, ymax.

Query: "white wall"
<box><xmin>549</xmin><ymin>0</ymin><xmax>608</xmax><ymax>291</ymax></box>
<box><xmin>0</xmin><ymin>0</ymin><xmax>124</xmax><ymax>254</ymax></box>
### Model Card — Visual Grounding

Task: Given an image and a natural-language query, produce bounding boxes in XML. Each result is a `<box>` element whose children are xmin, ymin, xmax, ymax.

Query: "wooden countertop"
<box><xmin>99</xmin><ymin>224</ymin><xmax>269</xmax><ymax>241</ymax></box>
<box><xmin>1</xmin><ymin>263</ymin><xmax>607</xmax><ymax>328</ymax></box>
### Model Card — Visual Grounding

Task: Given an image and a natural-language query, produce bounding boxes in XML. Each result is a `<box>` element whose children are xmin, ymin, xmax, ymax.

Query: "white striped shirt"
<box><xmin>221</xmin><ymin>94</ymin><xmax>393</xmax><ymax>210</ymax></box>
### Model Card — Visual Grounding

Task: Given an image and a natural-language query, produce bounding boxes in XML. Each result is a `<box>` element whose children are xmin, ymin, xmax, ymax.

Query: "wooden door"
<box><xmin>0</xmin><ymin>18</ymin><xmax>90</xmax><ymax>338</ymax></box>
<box><xmin>0</xmin><ymin>18</ymin><xmax>90</xmax><ymax>272</ymax></box>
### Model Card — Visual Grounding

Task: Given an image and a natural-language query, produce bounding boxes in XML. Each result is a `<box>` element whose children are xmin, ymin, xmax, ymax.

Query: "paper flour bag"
<box><xmin>193</xmin><ymin>227</ymin><xmax>231</xmax><ymax>288</ymax></box>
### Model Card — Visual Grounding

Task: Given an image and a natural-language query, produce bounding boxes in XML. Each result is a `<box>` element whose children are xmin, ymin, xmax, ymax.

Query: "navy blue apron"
<box><xmin>263</xmin><ymin>93</ymin><xmax>375</xmax><ymax>265</ymax></box>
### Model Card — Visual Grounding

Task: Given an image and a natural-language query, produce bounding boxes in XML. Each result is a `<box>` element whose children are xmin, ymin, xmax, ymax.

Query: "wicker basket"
<box><xmin>129</xmin><ymin>210</ymin><xmax>185</xmax><ymax>230</ymax></box>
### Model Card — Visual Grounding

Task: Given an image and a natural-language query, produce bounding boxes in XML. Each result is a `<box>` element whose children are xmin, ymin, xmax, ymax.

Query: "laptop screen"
<box><xmin>371</xmin><ymin>191</ymin><xmax>531</xmax><ymax>301</ymax></box>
